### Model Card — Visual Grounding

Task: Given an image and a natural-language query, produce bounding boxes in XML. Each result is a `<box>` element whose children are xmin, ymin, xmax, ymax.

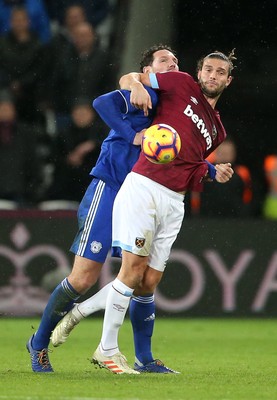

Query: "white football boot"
<box><xmin>92</xmin><ymin>346</ymin><xmax>140</xmax><ymax>374</ymax></box>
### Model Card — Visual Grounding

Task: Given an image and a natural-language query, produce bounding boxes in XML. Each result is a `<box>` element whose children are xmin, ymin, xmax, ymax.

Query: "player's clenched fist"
<box><xmin>215</xmin><ymin>162</ymin><xmax>234</xmax><ymax>183</ymax></box>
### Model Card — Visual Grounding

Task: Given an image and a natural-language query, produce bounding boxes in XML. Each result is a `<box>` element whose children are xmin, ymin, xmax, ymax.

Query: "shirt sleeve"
<box><xmin>149</xmin><ymin>71</ymin><xmax>190</xmax><ymax>91</ymax></box>
<box><xmin>93</xmin><ymin>90</ymin><xmax>137</xmax><ymax>144</ymax></box>
<box><xmin>149</xmin><ymin>73</ymin><xmax>159</xmax><ymax>89</ymax></box>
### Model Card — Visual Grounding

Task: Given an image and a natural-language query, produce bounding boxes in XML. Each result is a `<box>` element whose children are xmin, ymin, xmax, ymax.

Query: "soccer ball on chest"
<box><xmin>141</xmin><ymin>123</ymin><xmax>181</xmax><ymax>164</ymax></box>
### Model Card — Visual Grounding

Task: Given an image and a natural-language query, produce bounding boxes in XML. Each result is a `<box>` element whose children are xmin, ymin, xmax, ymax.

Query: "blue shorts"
<box><xmin>70</xmin><ymin>178</ymin><xmax>118</xmax><ymax>263</ymax></box>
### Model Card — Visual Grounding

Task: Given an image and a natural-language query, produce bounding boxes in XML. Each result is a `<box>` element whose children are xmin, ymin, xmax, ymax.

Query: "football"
<box><xmin>142</xmin><ymin>123</ymin><xmax>181</xmax><ymax>164</ymax></box>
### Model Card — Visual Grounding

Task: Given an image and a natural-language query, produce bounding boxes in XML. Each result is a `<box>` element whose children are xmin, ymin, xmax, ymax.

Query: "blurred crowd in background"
<box><xmin>0</xmin><ymin>0</ymin><xmax>276</xmax><ymax>220</ymax></box>
<box><xmin>0</xmin><ymin>0</ymin><xmax>119</xmax><ymax>209</ymax></box>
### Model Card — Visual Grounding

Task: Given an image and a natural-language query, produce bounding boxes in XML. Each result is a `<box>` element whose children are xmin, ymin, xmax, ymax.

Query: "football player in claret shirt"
<box><xmin>89</xmin><ymin>51</ymin><xmax>235</xmax><ymax>373</ymax></box>
<box><xmin>26</xmin><ymin>45</ymin><xmax>181</xmax><ymax>375</ymax></box>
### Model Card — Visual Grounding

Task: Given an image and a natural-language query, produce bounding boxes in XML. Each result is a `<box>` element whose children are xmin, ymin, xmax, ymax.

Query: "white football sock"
<box><xmin>100</xmin><ymin>278</ymin><xmax>134</xmax><ymax>356</ymax></box>
<box><xmin>75</xmin><ymin>281</ymin><xmax>113</xmax><ymax>318</ymax></box>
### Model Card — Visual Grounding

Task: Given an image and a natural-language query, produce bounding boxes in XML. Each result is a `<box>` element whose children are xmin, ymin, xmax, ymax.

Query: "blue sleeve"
<box><xmin>93</xmin><ymin>90</ymin><xmax>137</xmax><ymax>144</ymax></box>
<box><xmin>205</xmin><ymin>160</ymin><xmax>217</xmax><ymax>180</ymax></box>
<box><xmin>149</xmin><ymin>73</ymin><xmax>159</xmax><ymax>89</ymax></box>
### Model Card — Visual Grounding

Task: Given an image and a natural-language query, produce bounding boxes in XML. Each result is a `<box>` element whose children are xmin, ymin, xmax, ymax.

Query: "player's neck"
<box><xmin>204</xmin><ymin>94</ymin><xmax>219</xmax><ymax>109</ymax></box>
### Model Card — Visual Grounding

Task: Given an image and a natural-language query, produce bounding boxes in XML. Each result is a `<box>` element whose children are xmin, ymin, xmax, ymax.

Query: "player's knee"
<box><xmin>139</xmin><ymin>281</ymin><xmax>155</xmax><ymax>293</ymax></box>
<box><xmin>69</xmin><ymin>257</ymin><xmax>102</xmax><ymax>294</ymax></box>
<box><xmin>118</xmin><ymin>260</ymin><xmax>147</xmax><ymax>288</ymax></box>
<box><xmin>68</xmin><ymin>270</ymin><xmax>99</xmax><ymax>294</ymax></box>
<box><xmin>138</xmin><ymin>277</ymin><xmax>157</xmax><ymax>293</ymax></box>
<box><xmin>138</xmin><ymin>268</ymin><xmax>162</xmax><ymax>293</ymax></box>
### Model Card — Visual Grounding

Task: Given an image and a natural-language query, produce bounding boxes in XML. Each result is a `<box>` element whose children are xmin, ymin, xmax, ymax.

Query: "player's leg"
<box><xmin>131</xmin><ymin>267</ymin><xmax>162</xmax><ymax>367</ymax></box>
<box><xmin>92</xmin><ymin>172</ymin><xmax>154</xmax><ymax>373</ymax></box>
<box><xmin>92</xmin><ymin>250</ymin><xmax>147</xmax><ymax>374</ymax></box>
<box><xmin>27</xmin><ymin>179</ymin><xmax>114</xmax><ymax>372</ymax></box>
<box><xmin>129</xmin><ymin>178</ymin><xmax>185</xmax><ymax>373</ymax></box>
<box><xmin>27</xmin><ymin>255</ymin><xmax>102</xmax><ymax>372</ymax></box>
<box><xmin>71</xmin><ymin>247</ymin><xmax>123</xmax><ymax>316</ymax></box>
<box><xmin>51</xmin><ymin>251</ymin><xmax>122</xmax><ymax>346</ymax></box>
<box><xmin>51</xmin><ymin>280</ymin><xmax>113</xmax><ymax>346</ymax></box>
<box><xmin>27</xmin><ymin>259</ymin><xmax>103</xmax><ymax>368</ymax></box>
<box><xmin>50</xmin><ymin>180</ymin><xmax>118</xmax><ymax>347</ymax></box>
<box><xmin>131</xmin><ymin>267</ymin><xmax>179</xmax><ymax>373</ymax></box>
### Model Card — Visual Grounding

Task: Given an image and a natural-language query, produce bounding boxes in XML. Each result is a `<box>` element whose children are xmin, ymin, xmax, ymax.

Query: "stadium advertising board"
<box><xmin>0</xmin><ymin>211</ymin><xmax>276</xmax><ymax>317</ymax></box>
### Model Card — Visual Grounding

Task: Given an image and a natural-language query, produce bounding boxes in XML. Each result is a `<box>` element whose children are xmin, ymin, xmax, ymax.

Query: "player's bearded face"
<box><xmin>198</xmin><ymin>76</ymin><xmax>226</xmax><ymax>98</ymax></box>
<box><xmin>198</xmin><ymin>59</ymin><xmax>232</xmax><ymax>98</ymax></box>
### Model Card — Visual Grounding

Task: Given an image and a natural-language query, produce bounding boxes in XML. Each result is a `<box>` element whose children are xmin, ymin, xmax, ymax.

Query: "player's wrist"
<box><xmin>205</xmin><ymin>160</ymin><xmax>216</xmax><ymax>180</ymax></box>
<box><xmin>130</xmin><ymin>81</ymin><xmax>143</xmax><ymax>91</ymax></box>
<box><xmin>119</xmin><ymin>73</ymin><xmax>141</xmax><ymax>90</ymax></box>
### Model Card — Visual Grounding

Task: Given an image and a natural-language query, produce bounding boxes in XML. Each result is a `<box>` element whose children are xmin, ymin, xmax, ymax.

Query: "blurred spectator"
<box><xmin>47</xmin><ymin>21</ymin><xmax>116</xmax><ymax>130</ymax></box>
<box><xmin>48</xmin><ymin>4</ymin><xmax>87</xmax><ymax>64</ymax></box>
<box><xmin>45</xmin><ymin>98</ymin><xmax>107</xmax><ymax>202</ymax></box>
<box><xmin>189</xmin><ymin>137</ymin><xmax>253</xmax><ymax>218</ymax></box>
<box><xmin>38</xmin><ymin>4</ymin><xmax>88</xmax><ymax>135</ymax></box>
<box><xmin>46</xmin><ymin>0</ymin><xmax>115</xmax><ymax>49</ymax></box>
<box><xmin>0</xmin><ymin>6</ymin><xmax>47</xmax><ymax>123</ymax></box>
<box><xmin>262</xmin><ymin>155</ymin><xmax>277</xmax><ymax>219</ymax></box>
<box><xmin>0</xmin><ymin>0</ymin><xmax>51</xmax><ymax>44</ymax></box>
<box><xmin>0</xmin><ymin>90</ymin><xmax>41</xmax><ymax>205</ymax></box>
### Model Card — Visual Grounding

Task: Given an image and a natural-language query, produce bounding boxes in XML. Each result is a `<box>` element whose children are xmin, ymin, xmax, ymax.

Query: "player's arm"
<box><xmin>119</xmin><ymin>72</ymin><xmax>153</xmax><ymax>116</ymax></box>
<box><xmin>119</xmin><ymin>72</ymin><xmax>151</xmax><ymax>89</ymax></box>
<box><xmin>93</xmin><ymin>90</ymin><xmax>139</xmax><ymax>144</ymax></box>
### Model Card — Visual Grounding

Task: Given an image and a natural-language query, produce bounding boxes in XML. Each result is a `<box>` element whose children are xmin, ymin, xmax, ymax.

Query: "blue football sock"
<box><xmin>32</xmin><ymin>278</ymin><xmax>80</xmax><ymax>350</ymax></box>
<box><xmin>130</xmin><ymin>294</ymin><xmax>155</xmax><ymax>365</ymax></box>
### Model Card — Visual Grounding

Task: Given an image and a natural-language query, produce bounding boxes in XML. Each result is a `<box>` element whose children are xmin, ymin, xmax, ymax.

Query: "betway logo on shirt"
<box><xmin>184</xmin><ymin>104</ymin><xmax>212</xmax><ymax>150</ymax></box>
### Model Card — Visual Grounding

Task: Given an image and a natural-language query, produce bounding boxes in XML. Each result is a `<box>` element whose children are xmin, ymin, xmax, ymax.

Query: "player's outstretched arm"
<box><xmin>119</xmin><ymin>73</ymin><xmax>152</xmax><ymax>116</ymax></box>
<box><xmin>215</xmin><ymin>163</ymin><xmax>234</xmax><ymax>183</ymax></box>
<box><xmin>93</xmin><ymin>91</ymin><xmax>137</xmax><ymax>143</ymax></box>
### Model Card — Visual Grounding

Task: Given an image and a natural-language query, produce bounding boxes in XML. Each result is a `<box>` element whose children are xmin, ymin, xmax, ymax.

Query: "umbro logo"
<box><xmin>113</xmin><ymin>303</ymin><xmax>125</xmax><ymax>312</ymax></box>
<box><xmin>190</xmin><ymin>96</ymin><xmax>198</xmax><ymax>105</ymax></box>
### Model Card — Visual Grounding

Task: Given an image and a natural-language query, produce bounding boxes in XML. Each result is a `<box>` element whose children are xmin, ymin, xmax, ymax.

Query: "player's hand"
<box><xmin>215</xmin><ymin>163</ymin><xmax>234</xmax><ymax>183</ymax></box>
<box><xmin>133</xmin><ymin>129</ymin><xmax>146</xmax><ymax>145</ymax></box>
<box><xmin>130</xmin><ymin>82</ymin><xmax>152</xmax><ymax>116</ymax></box>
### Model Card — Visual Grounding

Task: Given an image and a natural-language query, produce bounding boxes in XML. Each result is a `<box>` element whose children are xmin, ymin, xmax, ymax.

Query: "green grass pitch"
<box><xmin>1</xmin><ymin>317</ymin><xmax>277</xmax><ymax>400</ymax></box>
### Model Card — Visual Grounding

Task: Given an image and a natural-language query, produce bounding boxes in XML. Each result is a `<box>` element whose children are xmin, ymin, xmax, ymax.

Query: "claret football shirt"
<box><xmin>132</xmin><ymin>71</ymin><xmax>227</xmax><ymax>192</ymax></box>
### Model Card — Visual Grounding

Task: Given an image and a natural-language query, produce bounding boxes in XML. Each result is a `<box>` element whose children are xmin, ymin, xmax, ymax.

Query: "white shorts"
<box><xmin>112</xmin><ymin>172</ymin><xmax>185</xmax><ymax>272</ymax></box>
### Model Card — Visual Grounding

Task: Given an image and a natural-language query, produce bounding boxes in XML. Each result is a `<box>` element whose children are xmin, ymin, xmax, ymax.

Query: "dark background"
<box><xmin>171</xmin><ymin>0</ymin><xmax>277</xmax><ymax>208</ymax></box>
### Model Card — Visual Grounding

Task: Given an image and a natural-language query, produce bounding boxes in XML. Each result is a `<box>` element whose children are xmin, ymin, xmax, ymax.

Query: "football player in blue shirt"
<box><xmin>27</xmin><ymin>44</ymin><xmax>180</xmax><ymax>374</ymax></box>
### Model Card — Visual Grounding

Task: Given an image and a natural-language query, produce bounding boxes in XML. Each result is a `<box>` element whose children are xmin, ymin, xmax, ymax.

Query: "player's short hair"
<box><xmin>197</xmin><ymin>49</ymin><xmax>237</xmax><ymax>76</ymax></box>
<box><xmin>140</xmin><ymin>44</ymin><xmax>176</xmax><ymax>72</ymax></box>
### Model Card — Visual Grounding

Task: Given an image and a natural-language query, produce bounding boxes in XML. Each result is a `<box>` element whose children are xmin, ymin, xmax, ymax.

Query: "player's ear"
<box><xmin>225</xmin><ymin>75</ymin><xmax>233</xmax><ymax>88</ymax></box>
<box><xmin>143</xmin><ymin>66</ymin><xmax>152</xmax><ymax>73</ymax></box>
